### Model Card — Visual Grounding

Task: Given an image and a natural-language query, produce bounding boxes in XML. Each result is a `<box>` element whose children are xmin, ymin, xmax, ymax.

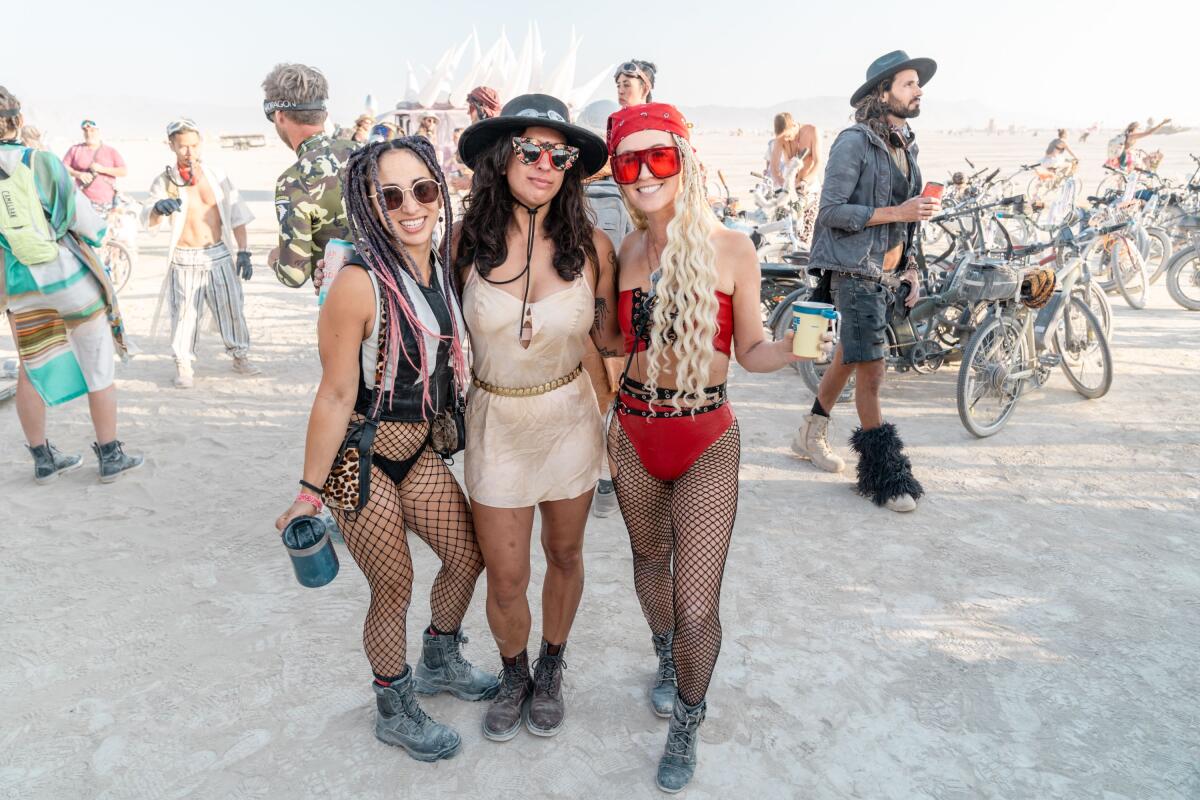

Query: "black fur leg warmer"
<box><xmin>849</xmin><ymin>423</ymin><xmax>925</xmax><ymax>506</ymax></box>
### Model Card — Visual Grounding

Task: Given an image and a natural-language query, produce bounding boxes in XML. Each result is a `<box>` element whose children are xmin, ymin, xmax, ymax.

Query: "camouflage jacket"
<box><xmin>270</xmin><ymin>133</ymin><xmax>359</xmax><ymax>288</ymax></box>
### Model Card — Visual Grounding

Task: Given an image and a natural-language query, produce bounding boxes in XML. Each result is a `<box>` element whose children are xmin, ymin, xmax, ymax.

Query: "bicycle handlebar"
<box><xmin>929</xmin><ymin>194</ymin><xmax>1022</xmax><ymax>223</ymax></box>
<box><xmin>1096</xmin><ymin>221</ymin><xmax>1133</xmax><ymax>236</ymax></box>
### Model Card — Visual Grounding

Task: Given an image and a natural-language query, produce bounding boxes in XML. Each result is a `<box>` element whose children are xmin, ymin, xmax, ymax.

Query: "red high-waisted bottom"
<box><xmin>614</xmin><ymin>389</ymin><xmax>735</xmax><ymax>482</ymax></box>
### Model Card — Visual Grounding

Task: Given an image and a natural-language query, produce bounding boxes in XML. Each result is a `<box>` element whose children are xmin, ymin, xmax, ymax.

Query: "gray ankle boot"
<box><xmin>656</xmin><ymin>695</ymin><xmax>707</xmax><ymax>794</ymax></box>
<box><xmin>374</xmin><ymin>668</ymin><xmax>461</xmax><ymax>762</ymax></box>
<box><xmin>414</xmin><ymin>627</ymin><xmax>500</xmax><ymax>701</ymax></box>
<box><xmin>27</xmin><ymin>441</ymin><xmax>83</xmax><ymax>484</ymax></box>
<box><xmin>91</xmin><ymin>440</ymin><xmax>144</xmax><ymax>484</ymax></box>
<box><xmin>650</xmin><ymin>631</ymin><xmax>678</xmax><ymax>718</ymax></box>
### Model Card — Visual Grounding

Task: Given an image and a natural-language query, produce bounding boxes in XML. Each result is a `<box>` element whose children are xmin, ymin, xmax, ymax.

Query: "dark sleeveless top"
<box><xmin>348</xmin><ymin>258</ymin><xmax>455</xmax><ymax>422</ymax></box>
<box><xmin>887</xmin><ymin>150</ymin><xmax>919</xmax><ymax>262</ymax></box>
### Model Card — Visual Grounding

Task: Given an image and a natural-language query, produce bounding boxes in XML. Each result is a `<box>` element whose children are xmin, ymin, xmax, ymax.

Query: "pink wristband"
<box><xmin>296</xmin><ymin>492</ymin><xmax>324</xmax><ymax>514</ymax></box>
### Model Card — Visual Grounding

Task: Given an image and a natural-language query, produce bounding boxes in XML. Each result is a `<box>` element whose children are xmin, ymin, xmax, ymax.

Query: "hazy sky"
<box><xmin>9</xmin><ymin>0</ymin><xmax>1189</xmax><ymax>129</ymax></box>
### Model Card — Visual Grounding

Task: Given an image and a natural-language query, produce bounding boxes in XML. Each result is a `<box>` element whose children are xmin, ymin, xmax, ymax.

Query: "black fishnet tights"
<box><xmin>332</xmin><ymin>420</ymin><xmax>483</xmax><ymax>679</ymax></box>
<box><xmin>607</xmin><ymin>417</ymin><xmax>741</xmax><ymax>705</ymax></box>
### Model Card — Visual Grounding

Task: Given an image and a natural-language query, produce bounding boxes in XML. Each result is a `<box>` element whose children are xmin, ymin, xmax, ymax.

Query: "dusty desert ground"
<box><xmin>1</xmin><ymin>128</ymin><xmax>1198</xmax><ymax>800</ymax></box>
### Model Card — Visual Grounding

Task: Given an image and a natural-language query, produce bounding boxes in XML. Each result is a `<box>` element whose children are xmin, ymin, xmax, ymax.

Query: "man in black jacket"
<box><xmin>792</xmin><ymin>51</ymin><xmax>939</xmax><ymax>513</ymax></box>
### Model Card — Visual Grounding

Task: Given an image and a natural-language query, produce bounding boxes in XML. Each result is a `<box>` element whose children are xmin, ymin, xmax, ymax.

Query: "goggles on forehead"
<box><xmin>616</xmin><ymin>62</ymin><xmax>654</xmax><ymax>86</ymax></box>
<box><xmin>80</xmin><ymin>119</ymin><xmax>98</xmax><ymax>128</ymax></box>
<box><xmin>263</xmin><ymin>99</ymin><xmax>327</xmax><ymax>121</ymax></box>
<box><xmin>166</xmin><ymin>118</ymin><xmax>199</xmax><ymax>137</ymax></box>
<box><xmin>0</xmin><ymin>108</ymin><xmax>22</xmax><ymax>118</ymax></box>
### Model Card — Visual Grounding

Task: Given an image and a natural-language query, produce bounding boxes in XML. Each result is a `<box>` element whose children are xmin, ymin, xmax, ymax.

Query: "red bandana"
<box><xmin>606</xmin><ymin>102</ymin><xmax>691</xmax><ymax>155</ymax></box>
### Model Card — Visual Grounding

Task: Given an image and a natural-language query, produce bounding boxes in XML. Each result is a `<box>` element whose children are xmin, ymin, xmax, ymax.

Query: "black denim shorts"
<box><xmin>832</xmin><ymin>273</ymin><xmax>888</xmax><ymax>364</ymax></box>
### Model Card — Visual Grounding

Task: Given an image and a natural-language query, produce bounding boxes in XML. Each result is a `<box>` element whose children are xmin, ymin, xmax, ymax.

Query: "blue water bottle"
<box><xmin>282</xmin><ymin>515</ymin><xmax>340</xmax><ymax>588</ymax></box>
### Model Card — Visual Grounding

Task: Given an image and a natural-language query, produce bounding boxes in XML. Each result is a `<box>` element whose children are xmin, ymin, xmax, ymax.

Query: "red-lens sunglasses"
<box><xmin>610</xmin><ymin>145</ymin><xmax>682</xmax><ymax>185</ymax></box>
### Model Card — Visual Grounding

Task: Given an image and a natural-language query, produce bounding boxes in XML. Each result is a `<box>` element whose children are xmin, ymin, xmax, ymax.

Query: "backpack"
<box><xmin>585</xmin><ymin>178</ymin><xmax>634</xmax><ymax>252</ymax></box>
<box><xmin>0</xmin><ymin>148</ymin><xmax>59</xmax><ymax>265</ymax></box>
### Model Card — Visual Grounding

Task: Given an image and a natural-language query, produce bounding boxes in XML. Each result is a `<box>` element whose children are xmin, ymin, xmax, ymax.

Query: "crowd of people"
<box><xmin>8</xmin><ymin>46</ymin><xmax>1155</xmax><ymax>792</ymax></box>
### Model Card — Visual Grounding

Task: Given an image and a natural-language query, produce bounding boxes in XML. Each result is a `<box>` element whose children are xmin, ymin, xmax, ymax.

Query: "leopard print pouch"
<box><xmin>323</xmin><ymin>300</ymin><xmax>388</xmax><ymax>512</ymax></box>
<box><xmin>322</xmin><ymin>418</ymin><xmax>378</xmax><ymax>512</ymax></box>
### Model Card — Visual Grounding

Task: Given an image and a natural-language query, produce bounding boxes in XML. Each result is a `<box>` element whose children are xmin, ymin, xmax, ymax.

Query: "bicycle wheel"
<box><xmin>1110</xmin><ymin>235</ymin><xmax>1148</xmax><ymax>309</ymax></box>
<box><xmin>1080</xmin><ymin>281</ymin><xmax>1113</xmax><ymax>338</ymax></box>
<box><xmin>1053</xmin><ymin>297</ymin><xmax>1112</xmax><ymax>398</ymax></box>
<box><xmin>1096</xmin><ymin>172</ymin><xmax>1126</xmax><ymax>198</ymax></box>
<box><xmin>956</xmin><ymin>313</ymin><xmax>1028</xmax><ymax>438</ymax></box>
<box><xmin>1165</xmin><ymin>246</ymin><xmax>1200</xmax><ymax>310</ymax></box>
<box><xmin>1083</xmin><ymin>239</ymin><xmax>1116</xmax><ymax>292</ymax></box>
<box><xmin>1143</xmin><ymin>227</ymin><xmax>1173</xmax><ymax>285</ymax></box>
<box><xmin>101</xmin><ymin>241</ymin><xmax>133</xmax><ymax>292</ymax></box>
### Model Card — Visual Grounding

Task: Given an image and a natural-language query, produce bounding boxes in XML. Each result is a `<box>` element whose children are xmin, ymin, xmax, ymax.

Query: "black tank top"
<box><xmin>350</xmin><ymin>260</ymin><xmax>455</xmax><ymax>422</ymax></box>
<box><xmin>887</xmin><ymin>150</ymin><xmax>918</xmax><ymax>260</ymax></box>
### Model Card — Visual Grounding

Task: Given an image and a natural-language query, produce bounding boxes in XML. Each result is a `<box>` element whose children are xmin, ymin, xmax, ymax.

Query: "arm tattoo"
<box><xmin>595</xmin><ymin>345</ymin><xmax>621</xmax><ymax>358</ymax></box>
<box><xmin>592</xmin><ymin>297</ymin><xmax>609</xmax><ymax>332</ymax></box>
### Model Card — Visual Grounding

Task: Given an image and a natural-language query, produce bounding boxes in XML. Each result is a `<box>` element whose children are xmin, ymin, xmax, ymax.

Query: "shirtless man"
<box><xmin>769</xmin><ymin>112</ymin><xmax>823</xmax><ymax>245</ymax></box>
<box><xmin>144</xmin><ymin>118</ymin><xmax>256</xmax><ymax>387</ymax></box>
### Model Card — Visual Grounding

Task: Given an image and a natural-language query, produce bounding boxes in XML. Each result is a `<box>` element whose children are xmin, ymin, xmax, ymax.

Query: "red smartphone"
<box><xmin>921</xmin><ymin>181</ymin><xmax>944</xmax><ymax>199</ymax></box>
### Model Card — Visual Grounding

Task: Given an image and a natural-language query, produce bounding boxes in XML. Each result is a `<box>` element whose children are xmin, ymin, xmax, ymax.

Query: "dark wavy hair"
<box><xmin>342</xmin><ymin>137</ymin><xmax>467</xmax><ymax>416</ymax></box>
<box><xmin>454</xmin><ymin>129</ymin><xmax>598</xmax><ymax>282</ymax></box>
<box><xmin>853</xmin><ymin>78</ymin><xmax>895</xmax><ymax>142</ymax></box>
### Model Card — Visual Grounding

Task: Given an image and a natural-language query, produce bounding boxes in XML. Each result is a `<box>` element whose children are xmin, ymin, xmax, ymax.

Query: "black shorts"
<box><xmin>832</xmin><ymin>273</ymin><xmax>888</xmax><ymax>364</ymax></box>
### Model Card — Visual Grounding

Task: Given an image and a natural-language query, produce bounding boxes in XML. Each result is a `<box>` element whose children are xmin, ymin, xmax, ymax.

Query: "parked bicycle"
<box><xmin>955</xmin><ymin>223</ymin><xmax>1121</xmax><ymax>438</ymax></box>
<box><xmin>1164</xmin><ymin>212</ymin><xmax>1200</xmax><ymax>310</ymax></box>
<box><xmin>97</xmin><ymin>193</ymin><xmax>139</xmax><ymax>293</ymax></box>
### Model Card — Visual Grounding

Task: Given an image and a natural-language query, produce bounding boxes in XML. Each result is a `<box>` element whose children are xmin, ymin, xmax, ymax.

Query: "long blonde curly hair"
<box><xmin>626</xmin><ymin>134</ymin><xmax>718</xmax><ymax>409</ymax></box>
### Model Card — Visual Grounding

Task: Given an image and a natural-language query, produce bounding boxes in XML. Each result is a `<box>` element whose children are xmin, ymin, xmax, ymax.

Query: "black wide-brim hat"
<box><xmin>457</xmin><ymin>93</ymin><xmax>608</xmax><ymax>177</ymax></box>
<box><xmin>850</xmin><ymin>50</ymin><xmax>937</xmax><ymax>106</ymax></box>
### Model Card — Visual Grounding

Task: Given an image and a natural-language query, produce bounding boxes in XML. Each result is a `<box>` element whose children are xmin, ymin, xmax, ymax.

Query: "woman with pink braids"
<box><xmin>275</xmin><ymin>137</ymin><xmax>496</xmax><ymax>763</ymax></box>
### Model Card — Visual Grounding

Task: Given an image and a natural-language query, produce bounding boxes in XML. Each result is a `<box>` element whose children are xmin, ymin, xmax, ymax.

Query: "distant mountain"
<box><xmin>682</xmin><ymin>96</ymin><xmax>1001</xmax><ymax>133</ymax></box>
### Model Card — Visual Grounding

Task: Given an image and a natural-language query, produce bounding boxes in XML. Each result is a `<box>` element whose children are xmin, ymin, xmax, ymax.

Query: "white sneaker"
<box><xmin>232</xmin><ymin>356</ymin><xmax>261</xmax><ymax>376</ymax></box>
<box><xmin>884</xmin><ymin>493</ymin><xmax>917</xmax><ymax>513</ymax></box>
<box><xmin>592</xmin><ymin>479</ymin><xmax>619</xmax><ymax>518</ymax></box>
<box><xmin>791</xmin><ymin>413</ymin><xmax>845</xmax><ymax>473</ymax></box>
<box><xmin>173</xmin><ymin>370</ymin><xmax>194</xmax><ymax>389</ymax></box>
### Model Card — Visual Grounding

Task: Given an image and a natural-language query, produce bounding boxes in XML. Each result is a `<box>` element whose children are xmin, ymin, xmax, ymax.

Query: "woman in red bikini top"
<box><xmin>604</xmin><ymin>102</ymin><xmax>827</xmax><ymax>793</ymax></box>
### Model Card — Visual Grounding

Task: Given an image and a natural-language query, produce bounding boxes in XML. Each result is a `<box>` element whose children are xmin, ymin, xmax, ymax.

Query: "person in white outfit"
<box><xmin>142</xmin><ymin>118</ymin><xmax>257</xmax><ymax>387</ymax></box>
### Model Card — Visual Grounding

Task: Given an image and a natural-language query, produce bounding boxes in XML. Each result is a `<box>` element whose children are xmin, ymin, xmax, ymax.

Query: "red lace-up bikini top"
<box><xmin>618</xmin><ymin>287</ymin><xmax>735</xmax><ymax>356</ymax></box>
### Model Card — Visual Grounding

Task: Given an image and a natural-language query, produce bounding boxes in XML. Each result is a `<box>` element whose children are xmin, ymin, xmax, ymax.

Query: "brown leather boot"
<box><xmin>482</xmin><ymin>650</ymin><xmax>532</xmax><ymax>742</ymax></box>
<box><xmin>527</xmin><ymin>640</ymin><xmax>567</xmax><ymax>737</ymax></box>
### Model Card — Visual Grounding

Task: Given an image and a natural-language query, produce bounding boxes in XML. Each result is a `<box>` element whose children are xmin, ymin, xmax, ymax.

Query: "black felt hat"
<box><xmin>457</xmin><ymin>93</ymin><xmax>608</xmax><ymax>176</ymax></box>
<box><xmin>850</xmin><ymin>50</ymin><xmax>937</xmax><ymax>106</ymax></box>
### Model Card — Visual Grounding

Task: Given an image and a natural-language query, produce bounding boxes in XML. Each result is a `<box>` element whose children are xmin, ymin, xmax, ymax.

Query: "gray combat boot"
<box><xmin>92</xmin><ymin>440</ymin><xmax>144</xmax><ymax>483</ymax></box>
<box><xmin>527</xmin><ymin>640</ymin><xmax>567</xmax><ymax>737</ymax></box>
<box><xmin>373</xmin><ymin>668</ymin><xmax>461</xmax><ymax>762</ymax></box>
<box><xmin>414</xmin><ymin>627</ymin><xmax>500</xmax><ymax>701</ymax></box>
<box><xmin>482</xmin><ymin>651</ymin><xmax>533</xmax><ymax>742</ymax></box>
<box><xmin>650</xmin><ymin>631</ymin><xmax>678</xmax><ymax>718</ymax></box>
<box><xmin>27</xmin><ymin>441</ymin><xmax>83</xmax><ymax>484</ymax></box>
<box><xmin>656</xmin><ymin>695</ymin><xmax>707</xmax><ymax>794</ymax></box>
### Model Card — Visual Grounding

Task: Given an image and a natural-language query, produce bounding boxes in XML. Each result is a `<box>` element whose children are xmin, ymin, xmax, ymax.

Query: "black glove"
<box><xmin>153</xmin><ymin>198</ymin><xmax>182</xmax><ymax>217</ymax></box>
<box><xmin>236</xmin><ymin>250</ymin><xmax>253</xmax><ymax>281</ymax></box>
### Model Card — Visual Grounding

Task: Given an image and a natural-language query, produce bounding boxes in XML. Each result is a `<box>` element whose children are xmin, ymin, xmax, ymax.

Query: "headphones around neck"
<box><xmin>888</xmin><ymin>124</ymin><xmax>915</xmax><ymax>149</ymax></box>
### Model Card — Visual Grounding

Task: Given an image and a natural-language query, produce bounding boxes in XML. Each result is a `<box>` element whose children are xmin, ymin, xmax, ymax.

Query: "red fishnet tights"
<box><xmin>607</xmin><ymin>417</ymin><xmax>741</xmax><ymax>705</ymax></box>
<box><xmin>332</xmin><ymin>421</ymin><xmax>483</xmax><ymax>678</ymax></box>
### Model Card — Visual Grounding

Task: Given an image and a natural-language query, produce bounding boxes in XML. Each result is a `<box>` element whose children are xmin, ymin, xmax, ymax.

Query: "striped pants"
<box><xmin>168</xmin><ymin>243</ymin><xmax>250</xmax><ymax>368</ymax></box>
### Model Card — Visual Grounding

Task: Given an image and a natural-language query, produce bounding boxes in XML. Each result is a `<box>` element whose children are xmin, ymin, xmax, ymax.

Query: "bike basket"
<box><xmin>960</xmin><ymin>261</ymin><xmax>1022</xmax><ymax>303</ymax></box>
